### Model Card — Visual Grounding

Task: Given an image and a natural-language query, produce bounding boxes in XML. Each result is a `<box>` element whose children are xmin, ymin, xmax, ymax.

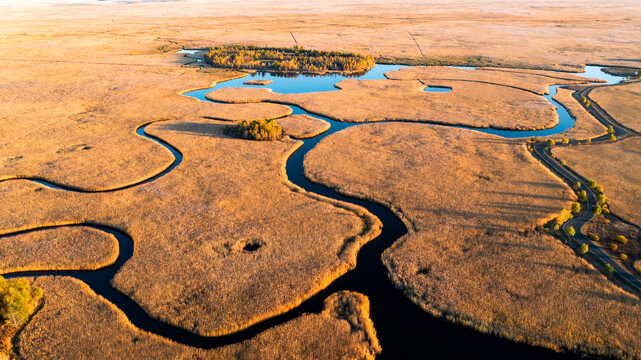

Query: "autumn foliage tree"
<box><xmin>204</xmin><ymin>45</ymin><xmax>375</xmax><ymax>74</ymax></box>
<box><xmin>0</xmin><ymin>277</ymin><xmax>42</xmax><ymax>328</ymax></box>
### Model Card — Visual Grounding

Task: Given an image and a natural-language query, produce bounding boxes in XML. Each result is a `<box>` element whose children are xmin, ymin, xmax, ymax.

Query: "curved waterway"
<box><xmin>3</xmin><ymin>63</ymin><xmax>624</xmax><ymax>359</ymax></box>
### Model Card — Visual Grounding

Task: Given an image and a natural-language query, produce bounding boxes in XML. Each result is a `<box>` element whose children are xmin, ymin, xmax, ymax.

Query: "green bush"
<box><xmin>0</xmin><ymin>277</ymin><xmax>42</xmax><ymax>328</ymax></box>
<box><xmin>573</xmin><ymin>182</ymin><xmax>581</xmax><ymax>191</ymax></box>
<box><xmin>565</xmin><ymin>226</ymin><xmax>576</xmax><ymax>237</ymax></box>
<box><xmin>581</xmin><ymin>243</ymin><xmax>589</xmax><ymax>253</ymax></box>
<box><xmin>605</xmin><ymin>263</ymin><xmax>614</xmax><ymax>274</ymax></box>
<box><xmin>561</xmin><ymin>137</ymin><xmax>569</xmax><ymax>144</ymax></box>
<box><xmin>607</xmin><ymin>125</ymin><xmax>614</xmax><ymax>133</ymax></box>
<box><xmin>546</xmin><ymin>139</ymin><xmax>555</xmax><ymax>146</ymax></box>
<box><xmin>560</xmin><ymin>160</ymin><xmax>566</xmax><ymax>165</ymax></box>
<box><xmin>596</xmin><ymin>194</ymin><xmax>606</xmax><ymax>204</ymax></box>
<box><xmin>615</xmin><ymin>235</ymin><xmax>628</xmax><ymax>244</ymax></box>
<box><xmin>578</xmin><ymin>190</ymin><xmax>588</xmax><ymax>202</ymax></box>
<box><xmin>587</xmin><ymin>232</ymin><xmax>599</xmax><ymax>241</ymax></box>
<box><xmin>609</xmin><ymin>134</ymin><xmax>617</xmax><ymax>141</ymax></box>
<box><xmin>591</xmin><ymin>205</ymin><xmax>602</xmax><ymax>215</ymax></box>
<box><xmin>233</xmin><ymin>119</ymin><xmax>283</xmax><ymax>141</ymax></box>
<box><xmin>595</xmin><ymin>185</ymin><xmax>603</xmax><ymax>194</ymax></box>
<box><xmin>586</xmin><ymin>138</ymin><xmax>591</xmax><ymax>144</ymax></box>
<box><xmin>553</xmin><ymin>224</ymin><xmax>560</xmax><ymax>231</ymax></box>
<box><xmin>588</xmin><ymin>180</ymin><xmax>597</xmax><ymax>188</ymax></box>
<box><xmin>609</xmin><ymin>243</ymin><xmax>618</xmax><ymax>251</ymax></box>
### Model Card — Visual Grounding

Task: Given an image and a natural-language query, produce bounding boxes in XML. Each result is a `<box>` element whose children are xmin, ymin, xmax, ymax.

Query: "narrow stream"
<box><xmin>2</xmin><ymin>61</ymin><xmax>625</xmax><ymax>359</ymax></box>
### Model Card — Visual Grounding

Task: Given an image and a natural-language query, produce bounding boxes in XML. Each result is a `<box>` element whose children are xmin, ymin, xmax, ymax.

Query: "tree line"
<box><xmin>204</xmin><ymin>45</ymin><xmax>375</xmax><ymax>73</ymax></box>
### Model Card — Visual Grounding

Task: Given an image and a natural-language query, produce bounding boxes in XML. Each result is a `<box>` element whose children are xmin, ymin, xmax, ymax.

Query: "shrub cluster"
<box><xmin>204</xmin><ymin>45</ymin><xmax>375</xmax><ymax>74</ymax></box>
<box><xmin>232</xmin><ymin>119</ymin><xmax>283</xmax><ymax>141</ymax></box>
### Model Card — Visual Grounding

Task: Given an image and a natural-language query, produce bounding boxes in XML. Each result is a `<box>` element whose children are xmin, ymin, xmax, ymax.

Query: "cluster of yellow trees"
<box><xmin>233</xmin><ymin>119</ymin><xmax>283</xmax><ymax>141</ymax></box>
<box><xmin>204</xmin><ymin>45</ymin><xmax>374</xmax><ymax>73</ymax></box>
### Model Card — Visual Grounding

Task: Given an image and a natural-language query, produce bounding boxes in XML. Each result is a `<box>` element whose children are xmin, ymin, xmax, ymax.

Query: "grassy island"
<box><xmin>204</xmin><ymin>45</ymin><xmax>375</xmax><ymax>74</ymax></box>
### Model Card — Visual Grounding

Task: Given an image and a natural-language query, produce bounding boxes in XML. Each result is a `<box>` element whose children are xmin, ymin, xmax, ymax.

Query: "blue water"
<box><xmin>183</xmin><ymin>63</ymin><xmax>624</xmax><ymax>138</ymax></box>
<box><xmin>424</xmin><ymin>86</ymin><xmax>452</xmax><ymax>93</ymax></box>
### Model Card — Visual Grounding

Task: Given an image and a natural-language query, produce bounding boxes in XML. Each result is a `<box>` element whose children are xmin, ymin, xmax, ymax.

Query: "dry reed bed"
<box><xmin>278</xmin><ymin>114</ymin><xmax>330</xmax><ymax>139</ymax></box>
<box><xmin>384</xmin><ymin>66</ymin><xmax>600</xmax><ymax>95</ymax></box>
<box><xmin>0</xmin><ymin>118</ymin><xmax>380</xmax><ymax>337</ymax></box>
<box><xmin>4</xmin><ymin>1</ymin><xmax>640</xmax><ymax>70</ymax></box>
<box><xmin>206</xmin><ymin>79</ymin><xmax>559</xmax><ymax>130</ymax></box>
<box><xmin>553</xmin><ymin>137</ymin><xmax>641</xmax><ymax>227</ymax></box>
<box><xmin>17</xmin><ymin>276</ymin><xmax>380</xmax><ymax>360</ymax></box>
<box><xmin>590</xmin><ymin>82</ymin><xmax>641</xmax><ymax>132</ymax></box>
<box><xmin>304</xmin><ymin>123</ymin><xmax>641</xmax><ymax>358</ymax></box>
<box><xmin>0</xmin><ymin>48</ymin><xmax>292</xmax><ymax>190</ymax></box>
<box><xmin>0</xmin><ymin>226</ymin><xmax>118</xmax><ymax>274</ymax></box>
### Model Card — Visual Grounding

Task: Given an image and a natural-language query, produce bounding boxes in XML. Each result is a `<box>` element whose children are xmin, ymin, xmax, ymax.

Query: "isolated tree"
<box><xmin>587</xmin><ymin>232</ymin><xmax>599</xmax><ymax>241</ymax></box>
<box><xmin>546</xmin><ymin>139</ymin><xmax>555</xmax><ymax>146</ymax></box>
<box><xmin>615</xmin><ymin>235</ymin><xmax>628</xmax><ymax>244</ymax></box>
<box><xmin>596</xmin><ymin>194</ymin><xmax>606</xmax><ymax>205</ymax></box>
<box><xmin>572</xmin><ymin>182</ymin><xmax>581</xmax><ymax>191</ymax></box>
<box><xmin>609</xmin><ymin>134</ymin><xmax>617</xmax><ymax>141</ymax></box>
<box><xmin>571</xmin><ymin>202</ymin><xmax>581</xmax><ymax>213</ymax></box>
<box><xmin>581</xmin><ymin>243</ymin><xmax>589</xmax><ymax>253</ymax></box>
<box><xmin>607</xmin><ymin>125</ymin><xmax>614</xmax><ymax>133</ymax></box>
<box><xmin>578</xmin><ymin>190</ymin><xmax>588</xmax><ymax>202</ymax></box>
<box><xmin>591</xmin><ymin>205</ymin><xmax>602</xmax><ymax>215</ymax></box>
<box><xmin>588</xmin><ymin>180</ymin><xmax>597</xmax><ymax>188</ymax></box>
<box><xmin>565</xmin><ymin>226</ymin><xmax>576</xmax><ymax>237</ymax></box>
<box><xmin>609</xmin><ymin>243</ymin><xmax>618</xmax><ymax>251</ymax></box>
<box><xmin>605</xmin><ymin>263</ymin><xmax>614</xmax><ymax>274</ymax></box>
<box><xmin>595</xmin><ymin>185</ymin><xmax>604</xmax><ymax>194</ymax></box>
<box><xmin>561</xmin><ymin>137</ymin><xmax>569</xmax><ymax>144</ymax></box>
<box><xmin>0</xmin><ymin>277</ymin><xmax>42</xmax><ymax>328</ymax></box>
<box><xmin>560</xmin><ymin>160</ymin><xmax>566</xmax><ymax>165</ymax></box>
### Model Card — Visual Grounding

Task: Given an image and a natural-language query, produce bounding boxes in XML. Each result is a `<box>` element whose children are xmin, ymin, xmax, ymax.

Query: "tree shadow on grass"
<box><xmin>156</xmin><ymin>122</ymin><xmax>233</xmax><ymax>138</ymax></box>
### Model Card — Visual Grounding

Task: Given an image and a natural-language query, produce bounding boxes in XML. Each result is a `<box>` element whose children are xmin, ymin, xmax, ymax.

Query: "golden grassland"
<box><xmin>278</xmin><ymin>114</ymin><xmax>330</xmax><ymax>139</ymax></box>
<box><xmin>590</xmin><ymin>82</ymin><xmax>641</xmax><ymax>132</ymax></box>
<box><xmin>0</xmin><ymin>44</ymin><xmax>292</xmax><ymax>190</ymax></box>
<box><xmin>553</xmin><ymin>137</ymin><xmax>641</xmax><ymax>227</ymax></box>
<box><xmin>304</xmin><ymin>123</ymin><xmax>641</xmax><ymax>358</ymax></box>
<box><xmin>0</xmin><ymin>226</ymin><xmax>118</xmax><ymax>274</ymax></box>
<box><xmin>206</xmin><ymin>78</ymin><xmax>559</xmax><ymax>130</ymax></box>
<box><xmin>554</xmin><ymin>88</ymin><xmax>608</xmax><ymax>140</ymax></box>
<box><xmin>384</xmin><ymin>66</ymin><xmax>601</xmax><ymax>95</ymax></box>
<box><xmin>17</xmin><ymin>277</ymin><xmax>380</xmax><ymax>360</ymax></box>
<box><xmin>2</xmin><ymin>1</ymin><xmax>640</xmax><ymax>71</ymax></box>
<box><xmin>0</xmin><ymin>118</ymin><xmax>381</xmax><ymax>337</ymax></box>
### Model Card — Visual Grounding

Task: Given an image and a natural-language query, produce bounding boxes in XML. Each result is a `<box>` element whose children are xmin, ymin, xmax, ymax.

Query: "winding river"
<box><xmin>2</xmin><ymin>61</ymin><xmax>626</xmax><ymax>359</ymax></box>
